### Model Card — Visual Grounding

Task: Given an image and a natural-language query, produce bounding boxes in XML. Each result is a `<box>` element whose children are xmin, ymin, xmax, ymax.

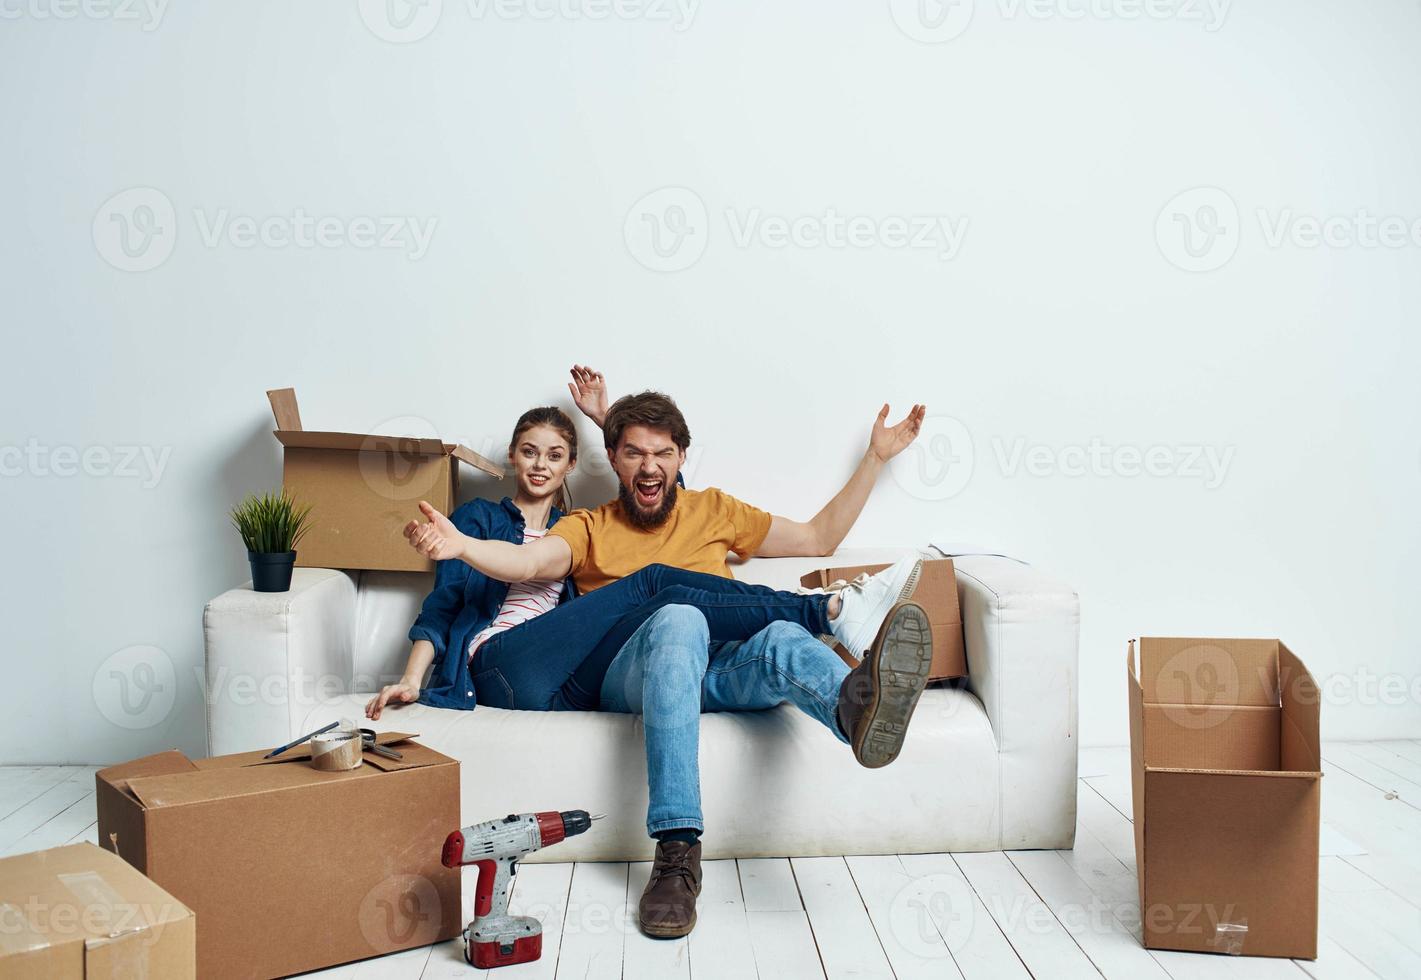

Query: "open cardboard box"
<box><xmin>0</xmin><ymin>842</ymin><xmax>195</xmax><ymax>978</ymax></box>
<box><xmin>267</xmin><ymin>387</ymin><xmax>505</xmax><ymax>572</ymax></box>
<box><xmin>800</xmin><ymin>558</ymin><xmax>966</xmax><ymax>680</ymax></box>
<box><xmin>1127</xmin><ymin>637</ymin><xmax>1321</xmax><ymax>959</ymax></box>
<box><xmin>95</xmin><ymin>732</ymin><xmax>460</xmax><ymax>979</ymax></box>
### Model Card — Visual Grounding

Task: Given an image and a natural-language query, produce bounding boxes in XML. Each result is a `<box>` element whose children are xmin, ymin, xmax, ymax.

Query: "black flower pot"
<box><xmin>248</xmin><ymin>550</ymin><xmax>297</xmax><ymax>593</ymax></box>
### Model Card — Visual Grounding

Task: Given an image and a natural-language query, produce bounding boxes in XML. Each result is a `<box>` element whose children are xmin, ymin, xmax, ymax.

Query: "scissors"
<box><xmin>358</xmin><ymin>728</ymin><xmax>403</xmax><ymax>761</ymax></box>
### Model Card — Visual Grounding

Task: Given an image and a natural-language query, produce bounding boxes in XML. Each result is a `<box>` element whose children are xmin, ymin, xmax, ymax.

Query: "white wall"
<box><xmin>2</xmin><ymin>0</ymin><xmax>1418</xmax><ymax>765</ymax></box>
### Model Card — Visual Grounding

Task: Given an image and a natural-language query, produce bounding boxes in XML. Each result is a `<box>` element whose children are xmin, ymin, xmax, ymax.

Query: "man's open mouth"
<box><xmin>634</xmin><ymin>478</ymin><xmax>664</xmax><ymax>508</ymax></box>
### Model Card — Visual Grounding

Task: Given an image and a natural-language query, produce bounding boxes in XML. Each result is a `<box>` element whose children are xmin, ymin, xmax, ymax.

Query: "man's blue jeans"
<box><xmin>599</xmin><ymin>605</ymin><xmax>852</xmax><ymax>836</ymax></box>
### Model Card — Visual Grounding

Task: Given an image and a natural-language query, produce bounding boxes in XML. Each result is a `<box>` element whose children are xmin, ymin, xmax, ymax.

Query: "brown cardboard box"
<box><xmin>1127</xmin><ymin>637</ymin><xmax>1321</xmax><ymax>959</ymax></box>
<box><xmin>267</xmin><ymin>387</ymin><xmax>505</xmax><ymax>572</ymax></box>
<box><xmin>95</xmin><ymin>733</ymin><xmax>460</xmax><ymax>980</ymax></box>
<box><xmin>0</xmin><ymin>842</ymin><xmax>195</xmax><ymax>979</ymax></box>
<box><xmin>799</xmin><ymin>558</ymin><xmax>966</xmax><ymax>680</ymax></box>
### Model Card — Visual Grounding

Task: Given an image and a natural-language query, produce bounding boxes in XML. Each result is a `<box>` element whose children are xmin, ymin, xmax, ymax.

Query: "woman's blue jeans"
<box><xmin>468</xmin><ymin>563</ymin><xmax>834</xmax><ymax>711</ymax></box>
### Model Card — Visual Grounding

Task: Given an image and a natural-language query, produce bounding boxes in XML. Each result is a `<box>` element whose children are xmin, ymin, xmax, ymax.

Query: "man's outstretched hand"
<box><xmin>568</xmin><ymin>364</ymin><xmax>609</xmax><ymax>427</ymax></box>
<box><xmin>404</xmin><ymin>501</ymin><xmax>467</xmax><ymax>561</ymax></box>
<box><xmin>868</xmin><ymin>403</ymin><xmax>927</xmax><ymax>463</ymax></box>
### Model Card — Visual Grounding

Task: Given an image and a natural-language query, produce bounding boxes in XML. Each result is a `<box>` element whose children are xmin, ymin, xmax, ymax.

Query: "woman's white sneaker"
<box><xmin>828</xmin><ymin>557</ymin><xmax>923</xmax><ymax>659</ymax></box>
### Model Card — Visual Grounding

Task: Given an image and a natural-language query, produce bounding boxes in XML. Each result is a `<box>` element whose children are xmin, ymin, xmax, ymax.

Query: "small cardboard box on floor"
<box><xmin>0</xmin><ymin>842</ymin><xmax>195</xmax><ymax>978</ymax></box>
<box><xmin>95</xmin><ymin>732</ymin><xmax>460</xmax><ymax>980</ymax></box>
<box><xmin>267</xmin><ymin>387</ymin><xmax>505</xmax><ymax>572</ymax></box>
<box><xmin>1127</xmin><ymin>637</ymin><xmax>1321</xmax><ymax>959</ymax></box>
<box><xmin>800</xmin><ymin>557</ymin><xmax>966</xmax><ymax>680</ymax></box>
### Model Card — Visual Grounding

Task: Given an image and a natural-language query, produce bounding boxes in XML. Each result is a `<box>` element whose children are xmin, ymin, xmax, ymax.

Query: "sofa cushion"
<box><xmin>303</xmin><ymin>683</ymin><xmax>994</xmax><ymax>862</ymax></box>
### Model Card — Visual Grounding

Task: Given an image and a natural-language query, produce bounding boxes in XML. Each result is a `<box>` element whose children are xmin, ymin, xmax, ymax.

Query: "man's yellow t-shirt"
<box><xmin>548</xmin><ymin>487</ymin><xmax>773</xmax><ymax>594</ymax></box>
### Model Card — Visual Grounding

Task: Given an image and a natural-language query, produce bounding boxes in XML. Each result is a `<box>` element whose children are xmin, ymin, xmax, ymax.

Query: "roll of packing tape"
<box><xmin>310</xmin><ymin>729</ymin><xmax>363</xmax><ymax>771</ymax></box>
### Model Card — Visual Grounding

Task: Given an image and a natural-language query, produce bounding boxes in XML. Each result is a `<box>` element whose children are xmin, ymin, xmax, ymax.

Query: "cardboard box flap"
<box><xmin>1138</xmin><ymin>637</ymin><xmax>1279</xmax><ymax>707</ymax></box>
<box><xmin>1278</xmin><ymin>641</ymin><xmax>1321</xmax><ymax>771</ymax></box>
<box><xmin>274</xmin><ymin>429</ymin><xmax>450</xmax><ymax>456</ymax></box>
<box><xmin>96</xmin><ymin>749</ymin><xmax>198</xmax><ymax>799</ymax></box>
<box><xmin>1126</xmin><ymin>641</ymin><xmax>1147</xmax><ymax>913</ymax></box>
<box><xmin>266</xmin><ymin>387</ymin><xmax>303</xmax><ymax>431</ymax></box>
<box><xmin>449</xmin><ymin>442</ymin><xmax>505</xmax><ymax>477</ymax></box>
<box><xmin>127</xmin><ymin>761</ymin><xmax>363</xmax><ymax>809</ymax></box>
<box><xmin>266</xmin><ymin>386</ymin><xmax>504</xmax><ymax>477</ymax></box>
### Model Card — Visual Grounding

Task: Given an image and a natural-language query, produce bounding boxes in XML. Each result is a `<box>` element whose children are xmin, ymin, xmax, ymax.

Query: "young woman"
<box><xmin>368</xmin><ymin>389</ymin><xmax>914</xmax><ymax>719</ymax></box>
<box><xmin>365</xmin><ymin>405</ymin><xmax>581</xmax><ymax>718</ymax></box>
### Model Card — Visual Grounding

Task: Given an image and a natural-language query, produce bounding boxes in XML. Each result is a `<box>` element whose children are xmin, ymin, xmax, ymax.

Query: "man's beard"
<box><xmin>618</xmin><ymin>478</ymin><xmax>678</xmax><ymax>530</ymax></box>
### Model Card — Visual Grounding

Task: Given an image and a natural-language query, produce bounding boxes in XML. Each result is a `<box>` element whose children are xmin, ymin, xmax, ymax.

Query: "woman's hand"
<box><xmin>568</xmin><ymin>364</ymin><xmax>609</xmax><ymax>427</ymax></box>
<box><xmin>405</xmin><ymin>501</ymin><xmax>468</xmax><ymax>561</ymax></box>
<box><xmin>365</xmin><ymin>681</ymin><xmax>419</xmax><ymax>720</ymax></box>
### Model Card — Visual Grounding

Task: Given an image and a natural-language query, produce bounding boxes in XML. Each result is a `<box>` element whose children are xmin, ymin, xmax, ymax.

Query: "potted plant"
<box><xmin>231</xmin><ymin>490</ymin><xmax>313</xmax><ymax>593</ymax></box>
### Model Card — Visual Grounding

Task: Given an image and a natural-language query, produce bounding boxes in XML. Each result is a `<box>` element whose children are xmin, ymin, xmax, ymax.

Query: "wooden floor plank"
<box><xmin>688</xmin><ymin>859</ymin><xmax>758</xmax><ymax>980</ymax></box>
<box><xmin>1082</xmin><ymin>771</ymin><xmax>1134</xmax><ymax>821</ymax></box>
<box><xmin>1369</xmin><ymin>741</ymin><xmax>1421</xmax><ymax>766</ymax></box>
<box><xmin>739</xmin><ymin>857</ymin><xmax>803</xmax><ymax>912</ymax></box>
<box><xmin>955</xmin><ymin>850</ymin><xmax>1101</xmax><ymax>980</ymax></box>
<box><xmin>5</xmin><ymin>790</ymin><xmax>96</xmax><ymax>858</ymax></box>
<box><xmin>65</xmin><ymin>820</ymin><xmax>99</xmax><ymax>846</ymax></box>
<box><xmin>622</xmin><ymin>862</ymin><xmax>690</xmax><ymax>980</ymax></box>
<box><xmin>1079</xmin><ymin>746</ymin><xmax>1131</xmax><ymax>780</ymax></box>
<box><xmin>1292</xmin><ymin>936</ymin><xmax>1378</xmax><ymax>980</ymax></box>
<box><xmin>349</xmin><ymin>944</ymin><xmax>432</xmax><ymax>979</ymax></box>
<box><xmin>1318</xmin><ymin>893</ymin><xmax>1420</xmax><ymax>979</ymax></box>
<box><xmin>0</xmin><ymin>767</ymin><xmax>51</xmax><ymax>812</ymax></box>
<box><xmin>1008</xmin><ymin>849</ymin><xmax>1171</xmax><ymax>980</ymax></box>
<box><xmin>0</xmin><ymin>768</ymin><xmax>96</xmax><ymax>854</ymax></box>
<box><xmin>846</xmin><ymin>853</ymin><xmax>966</xmax><ymax>980</ymax></box>
<box><xmin>1322</xmin><ymin>745</ymin><xmax>1421</xmax><ymax>811</ymax></box>
<box><xmin>1075</xmin><ymin>781</ymin><xmax>1139</xmax><ymax>869</ymax></box>
<box><xmin>1342</xmin><ymin>743</ymin><xmax>1421</xmax><ymax>798</ymax></box>
<box><xmin>793</xmin><ymin>856</ymin><xmax>897</xmax><ymax>980</ymax></box>
<box><xmin>897</xmin><ymin>852</ymin><xmax>1029</xmax><ymax>980</ymax></box>
<box><xmin>747</xmin><ymin>909</ymin><xmax>826</xmax><ymax>980</ymax></box>
<box><xmin>554</xmin><ymin>862</ymin><xmax>628</xmax><ymax>980</ymax></box>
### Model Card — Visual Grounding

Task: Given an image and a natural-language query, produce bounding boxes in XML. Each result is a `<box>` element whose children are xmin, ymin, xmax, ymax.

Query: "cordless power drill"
<box><xmin>441</xmin><ymin>810</ymin><xmax>594</xmax><ymax>969</ymax></box>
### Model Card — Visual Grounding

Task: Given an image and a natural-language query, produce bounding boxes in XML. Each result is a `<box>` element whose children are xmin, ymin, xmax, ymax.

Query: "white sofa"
<box><xmin>203</xmin><ymin>548</ymin><xmax>1079</xmax><ymax>862</ymax></box>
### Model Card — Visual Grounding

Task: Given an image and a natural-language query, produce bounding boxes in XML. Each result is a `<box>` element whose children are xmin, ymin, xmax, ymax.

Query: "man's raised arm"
<box><xmin>756</xmin><ymin>403</ymin><xmax>925</xmax><ymax>558</ymax></box>
<box><xmin>405</xmin><ymin>501</ymin><xmax>573</xmax><ymax>582</ymax></box>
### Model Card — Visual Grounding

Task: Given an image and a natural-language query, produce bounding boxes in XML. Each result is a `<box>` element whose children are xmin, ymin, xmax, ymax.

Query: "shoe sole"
<box><xmin>640</xmin><ymin>880</ymin><xmax>702</xmax><ymax>938</ymax></box>
<box><xmin>641</xmin><ymin>908</ymin><xmax>697</xmax><ymax>938</ymax></box>
<box><xmin>851</xmin><ymin>601</ymin><xmax>934</xmax><ymax>769</ymax></box>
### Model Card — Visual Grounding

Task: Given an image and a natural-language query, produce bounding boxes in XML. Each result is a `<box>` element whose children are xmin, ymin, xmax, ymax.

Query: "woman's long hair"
<box><xmin>509</xmin><ymin>406</ymin><xmax>578</xmax><ymax>511</ymax></box>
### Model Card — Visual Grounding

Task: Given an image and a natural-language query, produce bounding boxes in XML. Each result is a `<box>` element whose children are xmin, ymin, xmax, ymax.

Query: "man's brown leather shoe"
<box><xmin>638</xmin><ymin>839</ymin><xmax>703</xmax><ymax>938</ymax></box>
<box><xmin>836</xmin><ymin>601</ymin><xmax>933</xmax><ymax>768</ymax></box>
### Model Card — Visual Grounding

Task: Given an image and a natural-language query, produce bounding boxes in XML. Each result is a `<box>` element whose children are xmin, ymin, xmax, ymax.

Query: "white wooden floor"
<box><xmin>6</xmin><ymin>741</ymin><xmax>1421</xmax><ymax>979</ymax></box>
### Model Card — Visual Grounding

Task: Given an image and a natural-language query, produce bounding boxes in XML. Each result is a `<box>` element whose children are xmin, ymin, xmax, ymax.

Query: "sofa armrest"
<box><xmin>953</xmin><ymin>556</ymin><xmax>1080</xmax><ymax>848</ymax></box>
<box><xmin>202</xmin><ymin>568</ymin><xmax>357</xmax><ymax>756</ymax></box>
